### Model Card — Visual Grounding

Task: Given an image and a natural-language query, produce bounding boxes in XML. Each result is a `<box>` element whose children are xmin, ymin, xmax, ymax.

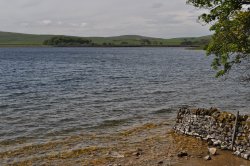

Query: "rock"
<box><xmin>174</xmin><ymin>108</ymin><xmax>250</xmax><ymax>161</ymax></box>
<box><xmin>197</xmin><ymin>155</ymin><xmax>202</xmax><ymax>158</ymax></box>
<box><xmin>233</xmin><ymin>151</ymin><xmax>241</xmax><ymax>156</ymax></box>
<box><xmin>208</xmin><ymin>148</ymin><xmax>217</xmax><ymax>155</ymax></box>
<box><xmin>158</xmin><ymin>161</ymin><xmax>164</xmax><ymax>165</ymax></box>
<box><xmin>177</xmin><ymin>151</ymin><xmax>188</xmax><ymax>157</ymax></box>
<box><xmin>243</xmin><ymin>152</ymin><xmax>250</xmax><ymax>160</ymax></box>
<box><xmin>227</xmin><ymin>132</ymin><xmax>232</xmax><ymax>137</ymax></box>
<box><xmin>238</xmin><ymin>127</ymin><xmax>243</xmax><ymax>132</ymax></box>
<box><xmin>204</xmin><ymin>155</ymin><xmax>211</xmax><ymax>160</ymax></box>
<box><xmin>213</xmin><ymin>140</ymin><xmax>222</xmax><ymax>146</ymax></box>
<box><xmin>207</xmin><ymin>139</ymin><xmax>213</xmax><ymax>146</ymax></box>
<box><xmin>132</xmin><ymin>148</ymin><xmax>143</xmax><ymax>157</ymax></box>
<box><xmin>220</xmin><ymin>144</ymin><xmax>228</xmax><ymax>150</ymax></box>
<box><xmin>107</xmin><ymin>151</ymin><xmax>124</xmax><ymax>158</ymax></box>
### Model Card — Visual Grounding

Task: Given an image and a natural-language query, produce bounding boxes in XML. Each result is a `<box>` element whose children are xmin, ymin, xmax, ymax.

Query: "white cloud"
<box><xmin>80</xmin><ymin>22</ymin><xmax>87</xmax><ymax>27</ymax></box>
<box><xmin>69</xmin><ymin>23</ymin><xmax>78</xmax><ymax>27</ymax></box>
<box><xmin>57</xmin><ymin>21</ymin><xmax>63</xmax><ymax>25</ymax></box>
<box><xmin>0</xmin><ymin>0</ymin><xmax>211</xmax><ymax>37</ymax></box>
<box><xmin>20</xmin><ymin>22</ymin><xmax>29</xmax><ymax>27</ymax></box>
<box><xmin>151</xmin><ymin>2</ymin><xmax>164</xmax><ymax>9</ymax></box>
<box><xmin>40</xmin><ymin>20</ymin><xmax>52</xmax><ymax>25</ymax></box>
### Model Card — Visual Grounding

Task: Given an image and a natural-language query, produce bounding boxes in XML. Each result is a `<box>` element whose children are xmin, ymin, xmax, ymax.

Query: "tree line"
<box><xmin>43</xmin><ymin>36</ymin><xmax>93</xmax><ymax>47</ymax></box>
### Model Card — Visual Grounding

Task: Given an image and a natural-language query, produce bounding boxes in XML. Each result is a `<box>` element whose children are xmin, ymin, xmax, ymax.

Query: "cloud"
<box><xmin>151</xmin><ymin>2</ymin><xmax>164</xmax><ymax>9</ymax></box>
<box><xmin>20</xmin><ymin>0</ymin><xmax>42</xmax><ymax>8</ymax></box>
<box><xmin>40</xmin><ymin>20</ymin><xmax>52</xmax><ymax>25</ymax></box>
<box><xmin>57</xmin><ymin>21</ymin><xmax>63</xmax><ymax>25</ymax></box>
<box><xmin>80</xmin><ymin>22</ymin><xmax>87</xmax><ymax>27</ymax></box>
<box><xmin>69</xmin><ymin>23</ymin><xmax>78</xmax><ymax>27</ymax></box>
<box><xmin>0</xmin><ymin>0</ymin><xmax>211</xmax><ymax>38</ymax></box>
<box><xmin>20</xmin><ymin>22</ymin><xmax>29</xmax><ymax>27</ymax></box>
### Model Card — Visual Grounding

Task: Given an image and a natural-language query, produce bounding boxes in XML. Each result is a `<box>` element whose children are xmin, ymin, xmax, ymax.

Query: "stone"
<box><xmin>177</xmin><ymin>151</ymin><xmax>188</xmax><ymax>157</ymax></box>
<box><xmin>197</xmin><ymin>155</ymin><xmax>202</xmax><ymax>158</ymax></box>
<box><xmin>221</xmin><ymin>144</ymin><xmax>228</xmax><ymax>150</ymax></box>
<box><xmin>233</xmin><ymin>151</ymin><xmax>241</xmax><ymax>156</ymax></box>
<box><xmin>133</xmin><ymin>148</ymin><xmax>143</xmax><ymax>157</ymax></box>
<box><xmin>158</xmin><ymin>161</ymin><xmax>164</xmax><ymax>165</ymax></box>
<box><xmin>238</xmin><ymin>127</ymin><xmax>243</xmax><ymax>132</ymax></box>
<box><xmin>174</xmin><ymin>108</ymin><xmax>250</xmax><ymax>161</ymax></box>
<box><xmin>204</xmin><ymin>155</ymin><xmax>211</xmax><ymax>160</ymax></box>
<box><xmin>208</xmin><ymin>148</ymin><xmax>217</xmax><ymax>155</ymax></box>
<box><xmin>107</xmin><ymin>151</ymin><xmax>124</xmax><ymax>158</ymax></box>
<box><xmin>243</xmin><ymin>153</ymin><xmax>250</xmax><ymax>160</ymax></box>
<box><xmin>208</xmin><ymin>139</ymin><xmax>213</xmax><ymax>146</ymax></box>
<box><xmin>213</xmin><ymin>140</ymin><xmax>222</xmax><ymax>146</ymax></box>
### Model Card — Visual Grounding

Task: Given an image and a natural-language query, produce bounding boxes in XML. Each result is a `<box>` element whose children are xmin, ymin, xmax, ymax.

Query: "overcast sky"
<box><xmin>0</xmin><ymin>0</ymin><xmax>211</xmax><ymax>38</ymax></box>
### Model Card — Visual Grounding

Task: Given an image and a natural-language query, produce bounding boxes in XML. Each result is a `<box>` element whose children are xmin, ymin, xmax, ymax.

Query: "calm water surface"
<box><xmin>0</xmin><ymin>47</ymin><xmax>249</xmax><ymax>149</ymax></box>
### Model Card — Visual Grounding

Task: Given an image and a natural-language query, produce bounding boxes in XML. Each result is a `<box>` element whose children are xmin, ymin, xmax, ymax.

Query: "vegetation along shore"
<box><xmin>0</xmin><ymin>31</ymin><xmax>210</xmax><ymax>48</ymax></box>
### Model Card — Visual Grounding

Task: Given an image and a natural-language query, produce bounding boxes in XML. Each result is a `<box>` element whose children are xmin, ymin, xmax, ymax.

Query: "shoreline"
<box><xmin>1</xmin><ymin>120</ymin><xmax>249</xmax><ymax>166</ymax></box>
<box><xmin>0</xmin><ymin>45</ymin><xmax>202</xmax><ymax>49</ymax></box>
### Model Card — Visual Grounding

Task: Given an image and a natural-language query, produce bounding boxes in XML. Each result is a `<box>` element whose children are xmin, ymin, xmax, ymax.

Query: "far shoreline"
<box><xmin>0</xmin><ymin>45</ymin><xmax>204</xmax><ymax>49</ymax></box>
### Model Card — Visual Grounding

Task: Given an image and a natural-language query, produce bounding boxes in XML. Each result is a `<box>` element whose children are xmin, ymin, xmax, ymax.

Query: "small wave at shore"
<box><xmin>0</xmin><ymin>121</ymin><xmax>171</xmax><ymax>165</ymax></box>
<box><xmin>151</xmin><ymin>108</ymin><xmax>175</xmax><ymax>115</ymax></box>
<box><xmin>90</xmin><ymin>118</ymin><xmax>131</xmax><ymax>129</ymax></box>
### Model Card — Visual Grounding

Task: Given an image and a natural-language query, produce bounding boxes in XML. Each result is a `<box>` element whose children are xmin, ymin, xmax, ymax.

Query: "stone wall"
<box><xmin>173</xmin><ymin>107</ymin><xmax>250</xmax><ymax>160</ymax></box>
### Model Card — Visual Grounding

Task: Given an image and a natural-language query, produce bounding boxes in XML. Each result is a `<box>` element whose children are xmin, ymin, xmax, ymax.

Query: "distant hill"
<box><xmin>0</xmin><ymin>31</ymin><xmax>211</xmax><ymax>48</ymax></box>
<box><xmin>0</xmin><ymin>31</ymin><xmax>54</xmax><ymax>46</ymax></box>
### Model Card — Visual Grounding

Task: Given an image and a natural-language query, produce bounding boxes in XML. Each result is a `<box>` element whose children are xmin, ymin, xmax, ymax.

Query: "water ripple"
<box><xmin>0</xmin><ymin>47</ymin><xmax>249</xmax><ymax>149</ymax></box>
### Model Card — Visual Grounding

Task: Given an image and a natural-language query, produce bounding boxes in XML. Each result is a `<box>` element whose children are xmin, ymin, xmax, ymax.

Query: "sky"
<box><xmin>0</xmin><ymin>0</ymin><xmax>211</xmax><ymax>38</ymax></box>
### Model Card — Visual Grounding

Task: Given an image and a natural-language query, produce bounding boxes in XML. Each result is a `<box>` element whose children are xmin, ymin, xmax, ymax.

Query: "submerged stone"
<box><xmin>208</xmin><ymin>148</ymin><xmax>217</xmax><ymax>155</ymax></box>
<box><xmin>204</xmin><ymin>155</ymin><xmax>211</xmax><ymax>160</ymax></box>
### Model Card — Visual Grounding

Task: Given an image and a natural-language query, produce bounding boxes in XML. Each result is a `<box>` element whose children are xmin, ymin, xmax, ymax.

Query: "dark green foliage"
<box><xmin>141</xmin><ymin>39</ymin><xmax>151</xmax><ymax>45</ymax></box>
<box><xmin>181</xmin><ymin>39</ymin><xmax>193</xmax><ymax>46</ymax></box>
<box><xmin>43</xmin><ymin>36</ymin><xmax>92</xmax><ymax>47</ymax></box>
<box><xmin>120</xmin><ymin>41</ymin><xmax>129</xmax><ymax>45</ymax></box>
<box><xmin>187</xmin><ymin>0</ymin><xmax>250</xmax><ymax>77</ymax></box>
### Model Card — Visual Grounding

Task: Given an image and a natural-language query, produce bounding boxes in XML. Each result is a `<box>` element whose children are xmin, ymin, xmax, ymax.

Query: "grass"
<box><xmin>0</xmin><ymin>31</ymin><xmax>54</xmax><ymax>46</ymax></box>
<box><xmin>0</xmin><ymin>31</ymin><xmax>211</xmax><ymax>47</ymax></box>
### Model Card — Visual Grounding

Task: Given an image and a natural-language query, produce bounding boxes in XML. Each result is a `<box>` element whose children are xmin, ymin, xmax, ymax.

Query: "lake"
<box><xmin>0</xmin><ymin>47</ymin><xmax>249</xmax><ymax>151</ymax></box>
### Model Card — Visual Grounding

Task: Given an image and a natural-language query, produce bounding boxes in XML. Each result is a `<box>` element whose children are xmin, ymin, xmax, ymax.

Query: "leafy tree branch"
<box><xmin>187</xmin><ymin>0</ymin><xmax>250</xmax><ymax>77</ymax></box>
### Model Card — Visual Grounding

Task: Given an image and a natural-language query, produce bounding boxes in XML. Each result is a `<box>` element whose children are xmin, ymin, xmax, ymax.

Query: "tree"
<box><xmin>181</xmin><ymin>39</ymin><xmax>193</xmax><ymax>46</ymax></box>
<box><xmin>187</xmin><ymin>0</ymin><xmax>250</xmax><ymax>77</ymax></box>
<box><xmin>43</xmin><ymin>36</ymin><xmax>92</xmax><ymax>47</ymax></box>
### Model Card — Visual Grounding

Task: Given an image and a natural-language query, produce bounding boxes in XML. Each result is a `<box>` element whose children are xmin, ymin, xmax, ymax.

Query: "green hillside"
<box><xmin>81</xmin><ymin>35</ymin><xmax>211</xmax><ymax>47</ymax></box>
<box><xmin>0</xmin><ymin>31</ymin><xmax>54</xmax><ymax>46</ymax></box>
<box><xmin>0</xmin><ymin>31</ymin><xmax>211</xmax><ymax>47</ymax></box>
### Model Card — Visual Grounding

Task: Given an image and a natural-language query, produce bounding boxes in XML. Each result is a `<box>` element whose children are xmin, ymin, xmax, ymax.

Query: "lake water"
<box><xmin>0</xmin><ymin>47</ymin><xmax>249</xmax><ymax>151</ymax></box>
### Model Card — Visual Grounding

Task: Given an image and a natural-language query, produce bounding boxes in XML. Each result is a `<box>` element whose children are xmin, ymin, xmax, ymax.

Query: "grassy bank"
<box><xmin>0</xmin><ymin>31</ymin><xmax>210</xmax><ymax>48</ymax></box>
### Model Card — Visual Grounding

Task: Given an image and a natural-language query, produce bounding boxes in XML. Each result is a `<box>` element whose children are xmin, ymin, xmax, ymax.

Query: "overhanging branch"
<box><xmin>242</xmin><ymin>1</ymin><xmax>250</xmax><ymax>5</ymax></box>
